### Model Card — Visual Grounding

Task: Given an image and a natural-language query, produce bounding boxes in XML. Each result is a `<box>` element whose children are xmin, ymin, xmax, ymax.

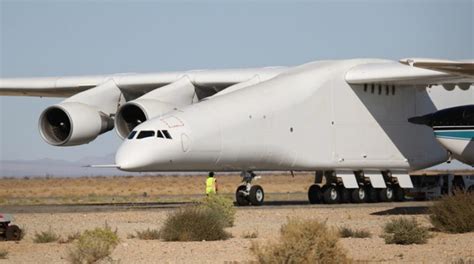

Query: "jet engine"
<box><xmin>409</xmin><ymin>105</ymin><xmax>474</xmax><ymax>166</ymax></box>
<box><xmin>115</xmin><ymin>99</ymin><xmax>177</xmax><ymax>139</ymax></box>
<box><xmin>39</xmin><ymin>102</ymin><xmax>114</xmax><ymax>146</ymax></box>
<box><xmin>115</xmin><ymin>77</ymin><xmax>196</xmax><ymax>139</ymax></box>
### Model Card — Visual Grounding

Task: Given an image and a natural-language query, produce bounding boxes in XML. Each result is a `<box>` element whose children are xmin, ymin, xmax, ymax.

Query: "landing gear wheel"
<box><xmin>5</xmin><ymin>225</ymin><xmax>21</xmax><ymax>241</ymax></box>
<box><xmin>249</xmin><ymin>185</ymin><xmax>264</xmax><ymax>206</ymax></box>
<box><xmin>323</xmin><ymin>185</ymin><xmax>340</xmax><ymax>204</ymax></box>
<box><xmin>235</xmin><ymin>185</ymin><xmax>249</xmax><ymax>206</ymax></box>
<box><xmin>394</xmin><ymin>186</ymin><xmax>405</xmax><ymax>201</ymax></box>
<box><xmin>367</xmin><ymin>186</ymin><xmax>379</xmax><ymax>203</ymax></box>
<box><xmin>379</xmin><ymin>186</ymin><xmax>394</xmax><ymax>202</ymax></box>
<box><xmin>308</xmin><ymin>184</ymin><xmax>322</xmax><ymax>204</ymax></box>
<box><xmin>351</xmin><ymin>187</ymin><xmax>368</xmax><ymax>203</ymax></box>
<box><xmin>338</xmin><ymin>186</ymin><xmax>351</xmax><ymax>203</ymax></box>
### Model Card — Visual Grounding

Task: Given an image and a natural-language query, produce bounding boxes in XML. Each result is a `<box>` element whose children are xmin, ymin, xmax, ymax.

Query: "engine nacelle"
<box><xmin>115</xmin><ymin>99</ymin><xmax>176</xmax><ymax>139</ymax></box>
<box><xmin>39</xmin><ymin>102</ymin><xmax>114</xmax><ymax>146</ymax></box>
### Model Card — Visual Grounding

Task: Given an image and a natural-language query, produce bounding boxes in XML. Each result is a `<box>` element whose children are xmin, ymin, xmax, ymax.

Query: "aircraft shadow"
<box><xmin>370</xmin><ymin>206</ymin><xmax>429</xmax><ymax>215</ymax></box>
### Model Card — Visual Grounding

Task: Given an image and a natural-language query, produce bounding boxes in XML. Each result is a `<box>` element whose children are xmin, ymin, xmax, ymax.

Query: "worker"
<box><xmin>205</xmin><ymin>172</ymin><xmax>218</xmax><ymax>195</ymax></box>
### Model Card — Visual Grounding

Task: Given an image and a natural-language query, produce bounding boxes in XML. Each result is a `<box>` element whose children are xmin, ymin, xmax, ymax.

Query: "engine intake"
<box><xmin>115</xmin><ymin>99</ymin><xmax>176</xmax><ymax>139</ymax></box>
<box><xmin>39</xmin><ymin>102</ymin><xmax>114</xmax><ymax>146</ymax></box>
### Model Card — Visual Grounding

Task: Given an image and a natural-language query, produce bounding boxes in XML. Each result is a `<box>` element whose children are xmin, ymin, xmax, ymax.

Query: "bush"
<box><xmin>339</xmin><ymin>227</ymin><xmax>371</xmax><ymax>238</ymax></box>
<box><xmin>59</xmin><ymin>232</ymin><xmax>81</xmax><ymax>244</ymax></box>
<box><xmin>251</xmin><ymin>218</ymin><xmax>348</xmax><ymax>264</ymax></box>
<box><xmin>67</xmin><ymin>225</ymin><xmax>119</xmax><ymax>264</ymax></box>
<box><xmin>429</xmin><ymin>191</ymin><xmax>474</xmax><ymax>233</ymax></box>
<box><xmin>198</xmin><ymin>195</ymin><xmax>236</xmax><ymax>227</ymax></box>
<box><xmin>159</xmin><ymin>207</ymin><xmax>231</xmax><ymax>242</ymax></box>
<box><xmin>382</xmin><ymin>218</ymin><xmax>431</xmax><ymax>245</ymax></box>
<box><xmin>0</xmin><ymin>249</ymin><xmax>8</xmax><ymax>259</ymax></box>
<box><xmin>242</xmin><ymin>230</ymin><xmax>258</xmax><ymax>239</ymax></box>
<box><xmin>129</xmin><ymin>228</ymin><xmax>160</xmax><ymax>240</ymax></box>
<box><xmin>33</xmin><ymin>228</ymin><xmax>60</xmax><ymax>243</ymax></box>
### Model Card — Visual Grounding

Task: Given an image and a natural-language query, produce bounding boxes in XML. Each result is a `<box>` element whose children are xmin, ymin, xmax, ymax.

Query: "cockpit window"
<box><xmin>127</xmin><ymin>131</ymin><xmax>137</xmax><ymax>139</ymax></box>
<box><xmin>162</xmin><ymin>130</ymin><xmax>172</xmax><ymax>139</ymax></box>
<box><xmin>137</xmin><ymin>130</ymin><xmax>155</xmax><ymax>139</ymax></box>
<box><xmin>157</xmin><ymin>130</ymin><xmax>164</xmax><ymax>138</ymax></box>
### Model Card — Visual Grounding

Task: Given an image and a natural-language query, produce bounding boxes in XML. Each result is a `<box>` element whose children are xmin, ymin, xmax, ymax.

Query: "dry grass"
<box><xmin>0</xmin><ymin>173</ymin><xmax>313</xmax><ymax>205</ymax></box>
<box><xmin>429</xmin><ymin>191</ymin><xmax>474</xmax><ymax>233</ymax></box>
<box><xmin>59</xmin><ymin>232</ymin><xmax>81</xmax><ymax>244</ymax></box>
<box><xmin>0</xmin><ymin>249</ymin><xmax>7</xmax><ymax>259</ymax></box>
<box><xmin>198</xmin><ymin>195</ymin><xmax>236</xmax><ymax>227</ymax></box>
<box><xmin>33</xmin><ymin>228</ymin><xmax>60</xmax><ymax>243</ymax></box>
<box><xmin>339</xmin><ymin>227</ymin><xmax>371</xmax><ymax>238</ymax></box>
<box><xmin>242</xmin><ymin>230</ymin><xmax>258</xmax><ymax>239</ymax></box>
<box><xmin>251</xmin><ymin>218</ymin><xmax>348</xmax><ymax>264</ymax></box>
<box><xmin>159</xmin><ymin>207</ymin><xmax>231</xmax><ymax>242</ymax></box>
<box><xmin>382</xmin><ymin>218</ymin><xmax>431</xmax><ymax>245</ymax></box>
<box><xmin>67</xmin><ymin>225</ymin><xmax>119</xmax><ymax>264</ymax></box>
<box><xmin>128</xmin><ymin>228</ymin><xmax>161</xmax><ymax>240</ymax></box>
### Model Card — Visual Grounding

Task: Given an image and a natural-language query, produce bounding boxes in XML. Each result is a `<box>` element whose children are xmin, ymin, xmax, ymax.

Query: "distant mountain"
<box><xmin>0</xmin><ymin>154</ymin><xmax>142</xmax><ymax>177</ymax></box>
<box><xmin>0</xmin><ymin>154</ymin><xmax>471</xmax><ymax>178</ymax></box>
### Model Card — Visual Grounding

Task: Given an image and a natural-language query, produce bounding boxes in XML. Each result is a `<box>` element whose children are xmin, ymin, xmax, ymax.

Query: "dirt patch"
<box><xmin>0</xmin><ymin>205</ymin><xmax>473</xmax><ymax>263</ymax></box>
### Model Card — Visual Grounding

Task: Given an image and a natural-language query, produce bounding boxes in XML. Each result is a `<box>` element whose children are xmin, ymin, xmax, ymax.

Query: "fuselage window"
<box><xmin>162</xmin><ymin>130</ymin><xmax>172</xmax><ymax>139</ymax></box>
<box><xmin>137</xmin><ymin>130</ymin><xmax>155</xmax><ymax>139</ymax></box>
<box><xmin>157</xmin><ymin>130</ymin><xmax>164</xmax><ymax>138</ymax></box>
<box><xmin>127</xmin><ymin>131</ymin><xmax>137</xmax><ymax>140</ymax></box>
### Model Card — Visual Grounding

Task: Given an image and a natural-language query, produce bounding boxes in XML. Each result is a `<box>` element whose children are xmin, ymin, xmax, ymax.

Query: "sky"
<box><xmin>0</xmin><ymin>0</ymin><xmax>473</xmax><ymax>162</ymax></box>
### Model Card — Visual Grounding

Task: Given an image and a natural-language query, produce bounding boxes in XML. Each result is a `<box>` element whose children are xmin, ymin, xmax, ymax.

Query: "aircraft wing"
<box><xmin>0</xmin><ymin>67</ymin><xmax>287</xmax><ymax>99</ymax></box>
<box><xmin>345</xmin><ymin>58</ymin><xmax>474</xmax><ymax>86</ymax></box>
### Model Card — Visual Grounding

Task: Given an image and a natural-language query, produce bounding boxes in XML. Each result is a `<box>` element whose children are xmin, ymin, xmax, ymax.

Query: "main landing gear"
<box><xmin>235</xmin><ymin>171</ymin><xmax>264</xmax><ymax>206</ymax></box>
<box><xmin>307</xmin><ymin>170</ymin><xmax>406</xmax><ymax>204</ymax></box>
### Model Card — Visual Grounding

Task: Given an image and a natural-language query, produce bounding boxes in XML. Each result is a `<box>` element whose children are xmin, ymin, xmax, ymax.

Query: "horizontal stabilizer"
<box><xmin>84</xmin><ymin>164</ymin><xmax>120</xmax><ymax>168</ymax></box>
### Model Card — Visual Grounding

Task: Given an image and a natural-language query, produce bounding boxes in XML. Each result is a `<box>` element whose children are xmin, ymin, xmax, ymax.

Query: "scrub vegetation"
<box><xmin>198</xmin><ymin>195</ymin><xmax>236</xmax><ymax>227</ymax></box>
<box><xmin>128</xmin><ymin>228</ymin><xmax>161</xmax><ymax>240</ymax></box>
<box><xmin>67</xmin><ymin>225</ymin><xmax>119</xmax><ymax>264</ymax></box>
<box><xmin>429</xmin><ymin>191</ymin><xmax>474</xmax><ymax>233</ymax></box>
<box><xmin>0</xmin><ymin>249</ymin><xmax>8</xmax><ymax>259</ymax></box>
<box><xmin>382</xmin><ymin>218</ymin><xmax>431</xmax><ymax>245</ymax></box>
<box><xmin>33</xmin><ymin>228</ymin><xmax>60</xmax><ymax>243</ymax></box>
<box><xmin>159</xmin><ymin>206</ymin><xmax>231</xmax><ymax>241</ymax></box>
<box><xmin>339</xmin><ymin>227</ymin><xmax>371</xmax><ymax>238</ymax></box>
<box><xmin>251</xmin><ymin>218</ymin><xmax>348</xmax><ymax>264</ymax></box>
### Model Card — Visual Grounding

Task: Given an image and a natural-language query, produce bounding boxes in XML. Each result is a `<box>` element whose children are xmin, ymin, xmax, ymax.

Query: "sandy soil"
<box><xmin>1</xmin><ymin>205</ymin><xmax>473</xmax><ymax>263</ymax></box>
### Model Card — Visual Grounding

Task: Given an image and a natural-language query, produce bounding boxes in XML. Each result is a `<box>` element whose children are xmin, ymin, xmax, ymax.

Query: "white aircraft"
<box><xmin>1</xmin><ymin>58</ymin><xmax>473</xmax><ymax>206</ymax></box>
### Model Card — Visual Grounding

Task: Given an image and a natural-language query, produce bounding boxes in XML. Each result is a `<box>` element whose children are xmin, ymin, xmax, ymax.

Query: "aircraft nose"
<box><xmin>115</xmin><ymin>141</ymin><xmax>151</xmax><ymax>171</ymax></box>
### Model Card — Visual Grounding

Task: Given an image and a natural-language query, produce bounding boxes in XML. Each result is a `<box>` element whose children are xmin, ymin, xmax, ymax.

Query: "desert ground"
<box><xmin>0</xmin><ymin>173</ymin><xmax>473</xmax><ymax>263</ymax></box>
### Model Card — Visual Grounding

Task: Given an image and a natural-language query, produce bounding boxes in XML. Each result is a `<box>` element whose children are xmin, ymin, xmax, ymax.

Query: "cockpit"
<box><xmin>127</xmin><ymin>129</ymin><xmax>173</xmax><ymax>140</ymax></box>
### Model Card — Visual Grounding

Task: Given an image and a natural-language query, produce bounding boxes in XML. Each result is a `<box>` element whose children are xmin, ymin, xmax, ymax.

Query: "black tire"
<box><xmin>351</xmin><ymin>187</ymin><xmax>368</xmax><ymax>203</ymax></box>
<box><xmin>338</xmin><ymin>186</ymin><xmax>351</xmax><ymax>203</ymax></box>
<box><xmin>394</xmin><ymin>186</ymin><xmax>405</xmax><ymax>201</ymax></box>
<box><xmin>5</xmin><ymin>225</ymin><xmax>21</xmax><ymax>241</ymax></box>
<box><xmin>323</xmin><ymin>185</ymin><xmax>340</xmax><ymax>204</ymax></box>
<box><xmin>468</xmin><ymin>186</ymin><xmax>474</xmax><ymax>193</ymax></box>
<box><xmin>235</xmin><ymin>185</ymin><xmax>249</xmax><ymax>206</ymax></box>
<box><xmin>308</xmin><ymin>184</ymin><xmax>322</xmax><ymax>204</ymax></box>
<box><xmin>379</xmin><ymin>186</ymin><xmax>394</xmax><ymax>202</ymax></box>
<box><xmin>367</xmin><ymin>186</ymin><xmax>379</xmax><ymax>203</ymax></box>
<box><xmin>249</xmin><ymin>185</ymin><xmax>264</xmax><ymax>206</ymax></box>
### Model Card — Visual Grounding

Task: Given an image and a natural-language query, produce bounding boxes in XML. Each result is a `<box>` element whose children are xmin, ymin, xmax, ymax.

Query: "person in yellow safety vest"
<box><xmin>205</xmin><ymin>172</ymin><xmax>218</xmax><ymax>195</ymax></box>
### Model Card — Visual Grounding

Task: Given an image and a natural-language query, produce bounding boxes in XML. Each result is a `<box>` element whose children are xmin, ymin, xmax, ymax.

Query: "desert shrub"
<box><xmin>251</xmin><ymin>218</ymin><xmax>348</xmax><ymax>264</ymax></box>
<box><xmin>339</xmin><ymin>227</ymin><xmax>371</xmax><ymax>238</ymax></box>
<box><xmin>242</xmin><ymin>230</ymin><xmax>258</xmax><ymax>239</ymax></box>
<box><xmin>198</xmin><ymin>195</ymin><xmax>236</xmax><ymax>227</ymax></box>
<box><xmin>159</xmin><ymin>207</ymin><xmax>231</xmax><ymax>241</ymax></box>
<box><xmin>59</xmin><ymin>232</ymin><xmax>81</xmax><ymax>244</ymax></box>
<box><xmin>33</xmin><ymin>228</ymin><xmax>60</xmax><ymax>243</ymax></box>
<box><xmin>453</xmin><ymin>258</ymin><xmax>474</xmax><ymax>264</ymax></box>
<box><xmin>0</xmin><ymin>249</ymin><xmax>8</xmax><ymax>259</ymax></box>
<box><xmin>67</xmin><ymin>225</ymin><xmax>119</xmax><ymax>264</ymax></box>
<box><xmin>382</xmin><ymin>218</ymin><xmax>431</xmax><ymax>245</ymax></box>
<box><xmin>129</xmin><ymin>228</ymin><xmax>160</xmax><ymax>240</ymax></box>
<box><xmin>429</xmin><ymin>191</ymin><xmax>474</xmax><ymax>233</ymax></box>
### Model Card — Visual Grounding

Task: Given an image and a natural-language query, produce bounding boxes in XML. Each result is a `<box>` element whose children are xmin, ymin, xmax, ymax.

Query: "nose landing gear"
<box><xmin>235</xmin><ymin>171</ymin><xmax>264</xmax><ymax>206</ymax></box>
